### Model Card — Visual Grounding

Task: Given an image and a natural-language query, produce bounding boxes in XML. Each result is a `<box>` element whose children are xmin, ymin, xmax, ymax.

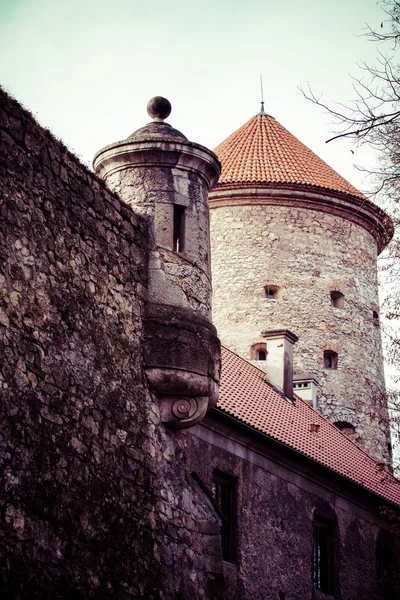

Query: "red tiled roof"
<box><xmin>218</xmin><ymin>346</ymin><xmax>400</xmax><ymax>507</ymax></box>
<box><xmin>213</xmin><ymin>113</ymin><xmax>364</xmax><ymax>199</ymax></box>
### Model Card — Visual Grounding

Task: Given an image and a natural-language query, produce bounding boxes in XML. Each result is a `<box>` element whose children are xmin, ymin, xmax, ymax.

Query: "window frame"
<box><xmin>173</xmin><ymin>204</ymin><xmax>186</xmax><ymax>253</ymax></box>
<box><xmin>264</xmin><ymin>284</ymin><xmax>280</xmax><ymax>300</ymax></box>
<box><xmin>212</xmin><ymin>470</ymin><xmax>236</xmax><ymax>564</ymax></box>
<box><xmin>250</xmin><ymin>342</ymin><xmax>267</xmax><ymax>361</ymax></box>
<box><xmin>313</xmin><ymin>517</ymin><xmax>334</xmax><ymax>595</ymax></box>
<box><xmin>330</xmin><ymin>291</ymin><xmax>345</xmax><ymax>309</ymax></box>
<box><xmin>324</xmin><ymin>350</ymin><xmax>338</xmax><ymax>370</ymax></box>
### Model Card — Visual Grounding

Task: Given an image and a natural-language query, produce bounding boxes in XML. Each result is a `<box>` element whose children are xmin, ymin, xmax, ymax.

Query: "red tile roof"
<box><xmin>213</xmin><ymin>113</ymin><xmax>364</xmax><ymax>199</ymax></box>
<box><xmin>218</xmin><ymin>346</ymin><xmax>400</xmax><ymax>507</ymax></box>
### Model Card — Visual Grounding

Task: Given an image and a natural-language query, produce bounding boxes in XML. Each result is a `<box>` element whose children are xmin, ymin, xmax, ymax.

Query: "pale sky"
<box><xmin>0</xmin><ymin>0</ymin><xmax>387</xmax><ymax>188</ymax></box>
<box><xmin>1</xmin><ymin>0</ymin><xmax>398</xmax><ymax>385</ymax></box>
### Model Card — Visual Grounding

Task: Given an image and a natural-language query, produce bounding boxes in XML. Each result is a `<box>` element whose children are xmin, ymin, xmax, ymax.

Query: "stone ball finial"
<box><xmin>147</xmin><ymin>96</ymin><xmax>172</xmax><ymax>121</ymax></box>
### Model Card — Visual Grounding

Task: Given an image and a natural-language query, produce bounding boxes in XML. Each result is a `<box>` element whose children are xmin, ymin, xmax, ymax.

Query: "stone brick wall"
<box><xmin>0</xmin><ymin>88</ymin><xmax>224</xmax><ymax>599</ymax></box>
<box><xmin>210</xmin><ymin>203</ymin><xmax>390</xmax><ymax>463</ymax></box>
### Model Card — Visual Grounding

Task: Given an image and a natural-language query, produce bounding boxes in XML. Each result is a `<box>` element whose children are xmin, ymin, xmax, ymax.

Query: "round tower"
<box><xmin>209</xmin><ymin>106</ymin><xmax>393</xmax><ymax>463</ymax></box>
<box><xmin>94</xmin><ymin>97</ymin><xmax>221</xmax><ymax>429</ymax></box>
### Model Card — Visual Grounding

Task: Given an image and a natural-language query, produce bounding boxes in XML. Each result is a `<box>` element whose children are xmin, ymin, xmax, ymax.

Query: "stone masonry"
<box><xmin>210</xmin><ymin>202</ymin><xmax>391</xmax><ymax>463</ymax></box>
<box><xmin>0</xmin><ymin>88</ymin><xmax>225</xmax><ymax>599</ymax></box>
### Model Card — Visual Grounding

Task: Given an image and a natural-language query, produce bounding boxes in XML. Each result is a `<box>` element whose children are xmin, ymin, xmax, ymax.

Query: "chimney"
<box><xmin>293</xmin><ymin>373</ymin><xmax>320</xmax><ymax>408</ymax></box>
<box><xmin>261</xmin><ymin>330</ymin><xmax>298</xmax><ymax>400</ymax></box>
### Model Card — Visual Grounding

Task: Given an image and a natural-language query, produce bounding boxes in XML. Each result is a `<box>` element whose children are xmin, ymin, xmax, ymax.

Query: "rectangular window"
<box><xmin>173</xmin><ymin>204</ymin><xmax>185</xmax><ymax>253</ymax></box>
<box><xmin>212</xmin><ymin>471</ymin><xmax>236</xmax><ymax>563</ymax></box>
<box><xmin>377</xmin><ymin>546</ymin><xmax>393</xmax><ymax>585</ymax></box>
<box><xmin>313</xmin><ymin>518</ymin><xmax>333</xmax><ymax>594</ymax></box>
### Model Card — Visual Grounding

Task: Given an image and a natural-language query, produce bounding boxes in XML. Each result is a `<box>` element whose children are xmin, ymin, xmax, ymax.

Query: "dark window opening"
<box><xmin>333</xmin><ymin>421</ymin><xmax>356</xmax><ymax>441</ymax></box>
<box><xmin>212</xmin><ymin>471</ymin><xmax>236</xmax><ymax>563</ymax></box>
<box><xmin>334</xmin><ymin>421</ymin><xmax>355</xmax><ymax>433</ymax></box>
<box><xmin>377</xmin><ymin>546</ymin><xmax>393</xmax><ymax>589</ymax></box>
<box><xmin>330</xmin><ymin>291</ymin><xmax>344</xmax><ymax>308</ymax></box>
<box><xmin>313</xmin><ymin>518</ymin><xmax>334</xmax><ymax>594</ymax></box>
<box><xmin>250</xmin><ymin>343</ymin><xmax>267</xmax><ymax>361</ymax></box>
<box><xmin>324</xmin><ymin>350</ymin><xmax>338</xmax><ymax>369</ymax></box>
<box><xmin>264</xmin><ymin>285</ymin><xmax>280</xmax><ymax>300</ymax></box>
<box><xmin>173</xmin><ymin>205</ymin><xmax>186</xmax><ymax>253</ymax></box>
<box><xmin>373</xmin><ymin>310</ymin><xmax>380</xmax><ymax>327</ymax></box>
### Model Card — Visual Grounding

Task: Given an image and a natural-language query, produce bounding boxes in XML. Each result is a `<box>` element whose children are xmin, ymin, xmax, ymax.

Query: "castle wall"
<box><xmin>0</xmin><ymin>89</ymin><xmax>225</xmax><ymax>599</ymax></box>
<box><xmin>189</xmin><ymin>415</ymin><xmax>400</xmax><ymax>600</ymax></box>
<box><xmin>210</xmin><ymin>203</ymin><xmax>390</xmax><ymax>463</ymax></box>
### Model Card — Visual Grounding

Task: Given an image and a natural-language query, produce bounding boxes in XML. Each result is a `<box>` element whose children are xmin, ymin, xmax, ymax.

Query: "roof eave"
<box><xmin>211</xmin><ymin>407</ymin><xmax>400</xmax><ymax>510</ymax></box>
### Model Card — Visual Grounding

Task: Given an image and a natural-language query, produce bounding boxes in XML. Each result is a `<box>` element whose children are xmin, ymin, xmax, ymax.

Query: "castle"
<box><xmin>1</xmin><ymin>88</ymin><xmax>400</xmax><ymax>599</ymax></box>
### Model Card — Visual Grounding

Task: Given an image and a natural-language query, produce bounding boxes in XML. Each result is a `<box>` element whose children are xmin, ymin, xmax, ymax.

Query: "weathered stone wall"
<box><xmin>190</xmin><ymin>417</ymin><xmax>400</xmax><ymax>600</ymax></box>
<box><xmin>0</xmin><ymin>88</ymin><xmax>225</xmax><ymax>599</ymax></box>
<box><xmin>210</xmin><ymin>203</ymin><xmax>390</xmax><ymax>463</ymax></box>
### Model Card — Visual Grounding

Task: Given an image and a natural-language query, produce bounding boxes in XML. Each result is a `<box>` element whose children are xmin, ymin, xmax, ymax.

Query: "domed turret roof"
<box><xmin>213</xmin><ymin>111</ymin><xmax>364</xmax><ymax>199</ymax></box>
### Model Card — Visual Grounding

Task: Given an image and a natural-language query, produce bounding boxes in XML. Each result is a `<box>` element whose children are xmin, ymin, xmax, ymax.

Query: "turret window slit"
<box><xmin>173</xmin><ymin>205</ymin><xmax>186</xmax><ymax>252</ymax></box>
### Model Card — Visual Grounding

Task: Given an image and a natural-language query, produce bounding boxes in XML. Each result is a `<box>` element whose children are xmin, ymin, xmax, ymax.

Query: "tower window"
<box><xmin>333</xmin><ymin>421</ymin><xmax>356</xmax><ymax>440</ymax></box>
<box><xmin>324</xmin><ymin>350</ymin><xmax>338</xmax><ymax>369</ymax></box>
<box><xmin>212</xmin><ymin>471</ymin><xmax>236</xmax><ymax>563</ymax></box>
<box><xmin>173</xmin><ymin>205</ymin><xmax>185</xmax><ymax>253</ymax></box>
<box><xmin>334</xmin><ymin>421</ymin><xmax>355</xmax><ymax>433</ymax></box>
<box><xmin>313</xmin><ymin>517</ymin><xmax>334</xmax><ymax>594</ymax></box>
<box><xmin>250</xmin><ymin>343</ymin><xmax>267</xmax><ymax>361</ymax></box>
<box><xmin>264</xmin><ymin>285</ymin><xmax>280</xmax><ymax>300</ymax></box>
<box><xmin>330</xmin><ymin>291</ymin><xmax>344</xmax><ymax>309</ymax></box>
<box><xmin>373</xmin><ymin>310</ymin><xmax>379</xmax><ymax>327</ymax></box>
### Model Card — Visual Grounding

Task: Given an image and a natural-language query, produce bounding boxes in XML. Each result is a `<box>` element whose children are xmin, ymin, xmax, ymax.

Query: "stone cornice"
<box><xmin>93</xmin><ymin>139</ymin><xmax>221</xmax><ymax>191</ymax></box>
<box><xmin>209</xmin><ymin>184</ymin><xmax>393</xmax><ymax>254</ymax></box>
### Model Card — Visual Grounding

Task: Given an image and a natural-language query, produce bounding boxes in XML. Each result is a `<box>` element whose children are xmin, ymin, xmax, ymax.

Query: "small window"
<box><xmin>334</xmin><ymin>421</ymin><xmax>355</xmax><ymax>433</ymax></box>
<box><xmin>173</xmin><ymin>205</ymin><xmax>185</xmax><ymax>252</ymax></box>
<box><xmin>212</xmin><ymin>471</ymin><xmax>236</xmax><ymax>563</ymax></box>
<box><xmin>313</xmin><ymin>518</ymin><xmax>334</xmax><ymax>594</ymax></box>
<box><xmin>330</xmin><ymin>291</ymin><xmax>344</xmax><ymax>309</ymax></box>
<box><xmin>377</xmin><ymin>546</ymin><xmax>393</xmax><ymax>585</ymax></box>
<box><xmin>212</xmin><ymin>471</ymin><xmax>235</xmax><ymax>562</ymax></box>
<box><xmin>324</xmin><ymin>350</ymin><xmax>338</xmax><ymax>369</ymax></box>
<box><xmin>333</xmin><ymin>421</ymin><xmax>356</xmax><ymax>440</ymax></box>
<box><xmin>264</xmin><ymin>285</ymin><xmax>280</xmax><ymax>300</ymax></box>
<box><xmin>373</xmin><ymin>310</ymin><xmax>379</xmax><ymax>327</ymax></box>
<box><xmin>250</xmin><ymin>343</ymin><xmax>267</xmax><ymax>361</ymax></box>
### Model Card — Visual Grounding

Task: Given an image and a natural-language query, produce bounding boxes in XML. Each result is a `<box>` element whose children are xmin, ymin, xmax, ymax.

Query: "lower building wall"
<box><xmin>189</xmin><ymin>414</ymin><xmax>400</xmax><ymax>600</ymax></box>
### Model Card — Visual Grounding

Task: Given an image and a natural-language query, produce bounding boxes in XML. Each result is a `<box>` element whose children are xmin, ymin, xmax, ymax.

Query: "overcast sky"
<box><xmin>1</xmin><ymin>0</ymin><xmax>398</xmax><ymax>385</ymax></box>
<box><xmin>0</xmin><ymin>0</ymin><xmax>387</xmax><ymax>189</ymax></box>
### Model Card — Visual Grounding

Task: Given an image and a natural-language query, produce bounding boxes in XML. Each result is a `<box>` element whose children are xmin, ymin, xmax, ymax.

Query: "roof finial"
<box><xmin>259</xmin><ymin>75</ymin><xmax>266</xmax><ymax>115</ymax></box>
<box><xmin>147</xmin><ymin>96</ymin><xmax>172</xmax><ymax>121</ymax></box>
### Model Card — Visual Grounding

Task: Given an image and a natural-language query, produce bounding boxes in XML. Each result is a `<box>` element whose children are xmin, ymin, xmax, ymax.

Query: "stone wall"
<box><xmin>0</xmin><ymin>88</ymin><xmax>224</xmax><ymax>599</ymax></box>
<box><xmin>210</xmin><ymin>203</ymin><xmax>390</xmax><ymax>463</ymax></box>
<box><xmin>190</xmin><ymin>415</ymin><xmax>400</xmax><ymax>600</ymax></box>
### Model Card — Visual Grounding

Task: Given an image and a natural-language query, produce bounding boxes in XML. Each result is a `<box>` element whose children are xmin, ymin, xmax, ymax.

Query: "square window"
<box><xmin>324</xmin><ymin>350</ymin><xmax>338</xmax><ymax>369</ymax></box>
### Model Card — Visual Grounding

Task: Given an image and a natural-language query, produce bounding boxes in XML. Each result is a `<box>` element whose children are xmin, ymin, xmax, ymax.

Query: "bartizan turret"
<box><xmin>94</xmin><ymin>97</ymin><xmax>221</xmax><ymax>428</ymax></box>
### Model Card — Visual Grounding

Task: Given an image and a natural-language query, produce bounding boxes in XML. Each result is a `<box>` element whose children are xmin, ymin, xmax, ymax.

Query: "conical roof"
<box><xmin>213</xmin><ymin>112</ymin><xmax>364</xmax><ymax>199</ymax></box>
